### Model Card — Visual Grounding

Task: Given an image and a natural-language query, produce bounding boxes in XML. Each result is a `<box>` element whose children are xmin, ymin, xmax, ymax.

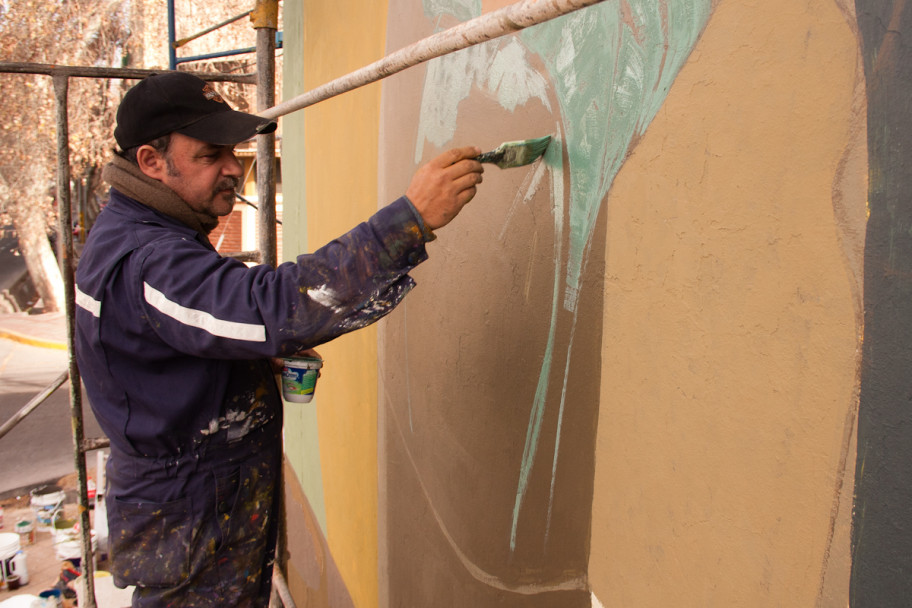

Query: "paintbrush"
<box><xmin>475</xmin><ymin>135</ymin><xmax>552</xmax><ymax>169</ymax></box>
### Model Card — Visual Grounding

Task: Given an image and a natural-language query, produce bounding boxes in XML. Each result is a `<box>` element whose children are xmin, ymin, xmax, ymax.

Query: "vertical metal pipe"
<box><xmin>53</xmin><ymin>72</ymin><xmax>96</xmax><ymax>608</ymax></box>
<box><xmin>252</xmin><ymin>5</ymin><xmax>282</xmax><ymax>603</ymax></box>
<box><xmin>167</xmin><ymin>0</ymin><xmax>178</xmax><ymax>71</ymax></box>
<box><xmin>254</xmin><ymin>2</ymin><xmax>278</xmax><ymax>269</ymax></box>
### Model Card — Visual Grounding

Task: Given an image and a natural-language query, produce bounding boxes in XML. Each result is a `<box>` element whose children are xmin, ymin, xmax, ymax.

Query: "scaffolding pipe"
<box><xmin>53</xmin><ymin>73</ymin><xmax>98</xmax><ymax>608</ymax></box>
<box><xmin>254</xmin><ymin>0</ymin><xmax>278</xmax><ymax>269</ymax></box>
<box><xmin>167</xmin><ymin>0</ymin><xmax>178</xmax><ymax>71</ymax></box>
<box><xmin>0</xmin><ymin>62</ymin><xmax>256</xmax><ymax>84</ymax></box>
<box><xmin>0</xmin><ymin>371</ymin><xmax>68</xmax><ymax>441</ymax></box>
<box><xmin>259</xmin><ymin>0</ymin><xmax>608</xmax><ymax>120</ymax></box>
<box><xmin>82</xmin><ymin>437</ymin><xmax>111</xmax><ymax>452</ymax></box>
<box><xmin>252</xmin><ymin>5</ymin><xmax>286</xmax><ymax>603</ymax></box>
<box><xmin>272</xmin><ymin>569</ymin><xmax>297</xmax><ymax>608</ymax></box>
<box><xmin>175</xmin><ymin>46</ymin><xmax>258</xmax><ymax>66</ymax></box>
<box><xmin>174</xmin><ymin>10</ymin><xmax>253</xmax><ymax>49</ymax></box>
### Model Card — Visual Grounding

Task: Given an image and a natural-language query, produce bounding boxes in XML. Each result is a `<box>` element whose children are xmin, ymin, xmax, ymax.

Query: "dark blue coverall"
<box><xmin>75</xmin><ymin>188</ymin><xmax>432</xmax><ymax>606</ymax></box>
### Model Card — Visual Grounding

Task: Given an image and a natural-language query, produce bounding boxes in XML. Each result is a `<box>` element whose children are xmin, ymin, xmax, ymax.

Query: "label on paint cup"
<box><xmin>281</xmin><ymin>357</ymin><xmax>323</xmax><ymax>403</ymax></box>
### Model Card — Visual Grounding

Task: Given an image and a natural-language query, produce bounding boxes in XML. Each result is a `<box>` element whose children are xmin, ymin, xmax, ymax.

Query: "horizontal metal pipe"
<box><xmin>259</xmin><ymin>0</ymin><xmax>608</xmax><ymax>120</ymax></box>
<box><xmin>81</xmin><ymin>437</ymin><xmax>112</xmax><ymax>452</ymax></box>
<box><xmin>0</xmin><ymin>61</ymin><xmax>256</xmax><ymax>84</ymax></box>
<box><xmin>224</xmin><ymin>250</ymin><xmax>263</xmax><ymax>263</ymax></box>
<box><xmin>175</xmin><ymin>47</ymin><xmax>257</xmax><ymax>65</ymax></box>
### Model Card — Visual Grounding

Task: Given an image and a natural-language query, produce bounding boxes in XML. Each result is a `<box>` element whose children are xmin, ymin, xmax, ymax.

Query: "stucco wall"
<box><xmin>590</xmin><ymin>1</ymin><xmax>864</xmax><ymax>605</ymax></box>
<box><xmin>281</xmin><ymin>1</ymin><xmax>388</xmax><ymax>606</ymax></box>
<box><xmin>279</xmin><ymin>1</ymin><xmax>912</xmax><ymax>607</ymax></box>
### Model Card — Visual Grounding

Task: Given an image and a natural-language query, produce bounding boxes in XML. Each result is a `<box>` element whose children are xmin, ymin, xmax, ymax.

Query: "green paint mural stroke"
<box><xmin>510</xmin><ymin>139</ymin><xmax>566</xmax><ymax>552</ymax></box>
<box><xmin>416</xmin><ymin>0</ymin><xmax>710</xmax><ymax>555</ymax></box>
<box><xmin>509</xmin><ymin>0</ymin><xmax>710</xmax><ymax>553</ymax></box>
<box><xmin>520</xmin><ymin>0</ymin><xmax>711</xmax><ymax>310</ymax></box>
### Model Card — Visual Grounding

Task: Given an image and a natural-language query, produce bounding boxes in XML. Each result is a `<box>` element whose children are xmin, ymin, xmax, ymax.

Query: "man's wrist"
<box><xmin>403</xmin><ymin>196</ymin><xmax>437</xmax><ymax>242</ymax></box>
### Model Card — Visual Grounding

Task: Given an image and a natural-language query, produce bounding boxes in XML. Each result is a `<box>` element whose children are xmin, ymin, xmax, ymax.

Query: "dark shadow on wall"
<box><xmin>853</xmin><ymin>1</ymin><xmax>912</xmax><ymax>605</ymax></box>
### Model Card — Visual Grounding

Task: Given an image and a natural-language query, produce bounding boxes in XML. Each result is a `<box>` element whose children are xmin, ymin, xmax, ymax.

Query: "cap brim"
<box><xmin>176</xmin><ymin>109</ymin><xmax>277</xmax><ymax>145</ymax></box>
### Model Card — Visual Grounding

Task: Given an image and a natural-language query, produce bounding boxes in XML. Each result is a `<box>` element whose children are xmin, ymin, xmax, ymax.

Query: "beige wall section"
<box><xmin>295</xmin><ymin>1</ymin><xmax>388</xmax><ymax>606</ymax></box>
<box><xmin>591</xmin><ymin>1</ymin><xmax>865</xmax><ymax>606</ymax></box>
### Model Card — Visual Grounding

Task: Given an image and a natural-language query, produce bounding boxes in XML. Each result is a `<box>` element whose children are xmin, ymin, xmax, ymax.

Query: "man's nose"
<box><xmin>223</xmin><ymin>151</ymin><xmax>243</xmax><ymax>176</ymax></box>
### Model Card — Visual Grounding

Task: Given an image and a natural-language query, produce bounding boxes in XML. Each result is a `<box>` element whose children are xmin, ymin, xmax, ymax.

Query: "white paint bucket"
<box><xmin>0</xmin><ymin>533</ymin><xmax>27</xmax><ymax>586</ymax></box>
<box><xmin>0</xmin><ymin>534</ymin><xmax>18</xmax><ymax>560</ymax></box>
<box><xmin>29</xmin><ymin>485</ymin><xmax>65</xmax><ymax>532</ymax></box>
<box><xmin>53</xmin><ymin>519</ymin><xmax>96</xmax><ymax>562</ymax></box>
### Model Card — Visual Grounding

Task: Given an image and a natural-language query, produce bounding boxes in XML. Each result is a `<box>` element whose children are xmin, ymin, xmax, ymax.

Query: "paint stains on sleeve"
<box><xmin>307</xmin><ymin>284</ymin><xmax>343</xmax><ymax>312</ymax></box>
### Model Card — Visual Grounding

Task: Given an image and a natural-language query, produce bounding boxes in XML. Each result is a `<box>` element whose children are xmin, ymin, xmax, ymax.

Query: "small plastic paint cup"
<box><xmin>281</xmin><ymin>357</ymin><xmax>323</xmax><ymax>403</ymax></box>
<box><xmin>15</xmin><ymin>519</ymin><xmax>34</xmax><ymax>545</ymax></box>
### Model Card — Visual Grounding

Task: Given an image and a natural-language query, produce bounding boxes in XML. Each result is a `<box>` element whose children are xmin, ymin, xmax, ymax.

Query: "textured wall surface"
<box><xmin>280</xmin><ymin>0</ymin><xmax>388</xmax><ymax>606</ymax></box>
<box><xmin>591</xmin><ymin>0</ymin><xmax>865</xmax><ymax>605</ymax></box>
<box><xmin>279</xmin><ymin>0</ymin><xmax>912</xmax><ymax>606</ymax></box>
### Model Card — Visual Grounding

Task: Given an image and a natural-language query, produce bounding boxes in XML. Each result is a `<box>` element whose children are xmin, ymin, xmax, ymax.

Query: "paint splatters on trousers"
<box><xmin>106</xmin><ymin>422</ymin><xmax>281</xmax><ymax>607</ymax></box>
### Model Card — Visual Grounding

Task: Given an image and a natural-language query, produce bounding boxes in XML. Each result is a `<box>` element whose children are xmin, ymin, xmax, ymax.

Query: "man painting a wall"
<box><xmin>73</xmin><ymin>71</ymin><xmax>484</xmax><ymax>606</ymax></box>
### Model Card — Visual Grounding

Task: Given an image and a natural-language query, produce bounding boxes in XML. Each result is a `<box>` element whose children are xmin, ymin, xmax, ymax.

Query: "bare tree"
<box><xmin>0</xmin><ymin>0</ymin><xmax>276</xmax><ymax>311</ymax></box>
<box><xmin>0</xmin><ymin>0</ymin><xmax>132</xmax><ymax>312</ymax></box>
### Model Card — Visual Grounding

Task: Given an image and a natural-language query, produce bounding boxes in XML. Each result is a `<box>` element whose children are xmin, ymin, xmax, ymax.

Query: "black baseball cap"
<box><xmin>114</xmin><ymin>72</ymin><xmax>277</xmax><ymax>150</ymax></box>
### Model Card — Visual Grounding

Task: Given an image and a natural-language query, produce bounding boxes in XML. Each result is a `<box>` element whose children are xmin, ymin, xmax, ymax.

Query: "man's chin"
<box><xmin>215</xmin><ymin>194</ymin><xmax>237</xmax><ymax>215</ymax></box>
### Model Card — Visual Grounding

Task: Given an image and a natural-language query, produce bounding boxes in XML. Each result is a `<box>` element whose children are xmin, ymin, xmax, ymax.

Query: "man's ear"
<box><xmin>135</xmin><ymin>145</ymin><xmax>167</xmax><ymax>181</ymax></box>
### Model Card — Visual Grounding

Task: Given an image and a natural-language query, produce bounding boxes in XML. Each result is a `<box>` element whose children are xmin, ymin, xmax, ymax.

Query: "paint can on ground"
<box><xmin>53</xmin><ymin>518</ymin><xmax>95</xmax><ymax>562</ymax></box>
<box><xmin>38</xmin><ymin>589</ymin><xmax>61</xmax><ymax>607</ymax></box>
<box><xmin>14</xmin><ymin>520</ymin><xmax>34</xmax><ymax>546</ymax></box>
<box><xmin>0</xmin><ymin>534</ymin><xmax>13</xmax><ymax>589</ymax></box>
<box><xmin>6</xmin><ymin>551</ymin><xmax>28</xmax><ymax>586</ymax></box>
<box><xmin>29</xmin><ymin>486</ymin><xmax>65</xmax><ymax>532</ymax></box>
<box><xmin>0</xmin><ymin>533</ymin><xmax>26</xmax><ymax>588</ymax></box>
<box><xmin>281</xmin><ymin>357</ymin><xmax>323</xmax><ymax>403</ymax></box>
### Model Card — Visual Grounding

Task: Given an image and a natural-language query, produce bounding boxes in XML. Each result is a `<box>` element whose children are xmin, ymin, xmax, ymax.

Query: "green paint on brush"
<box><xmin>475</xmin><ymin>136</ymin><xmax>552</xmax><ymax>169</ymax></box>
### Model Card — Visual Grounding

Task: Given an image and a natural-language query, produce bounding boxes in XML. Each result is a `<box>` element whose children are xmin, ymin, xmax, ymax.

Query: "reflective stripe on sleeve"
<box><xmin>75</xmin><ymin>286</ymin><xmax>102</xmax><ymax>317</ymax></box>
<box><xmin>143</xmin><ymin>282</ymin><xmax>266</xmax><ymax>343</ymax></box>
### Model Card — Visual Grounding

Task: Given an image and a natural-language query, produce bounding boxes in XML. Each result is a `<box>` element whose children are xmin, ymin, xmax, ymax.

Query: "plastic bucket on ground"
<box><xmin>53</xmin><ymin>517</ymin><xmax>96</xmax><ymax>562</ymax></box>
<box><xmin>29</xmin><ymin>485</ymin><xmax>65</xmax><ymax>532</ymax></box>
<box><xmin>0</xmin><ymin>533</ymin><xmax>19</xmax><ymax>586</ymax></box>
<box><xmin>6</xmin><ymin>552</ymin><xmax>27</xmax><ymax>586</ymax></box>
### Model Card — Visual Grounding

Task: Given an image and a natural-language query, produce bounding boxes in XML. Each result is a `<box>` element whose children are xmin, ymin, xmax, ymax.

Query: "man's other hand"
<box><xmin>406</xmin><ymin>146</ymin><xmax>484</xmax><ymax>230</ymax></box>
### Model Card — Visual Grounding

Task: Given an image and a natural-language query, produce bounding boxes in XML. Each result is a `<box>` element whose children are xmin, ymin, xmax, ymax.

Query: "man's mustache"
<box><xmin>215</xmin><ymin>177</ymin><xmax>241</xmax><ymax>194</ymax></box>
